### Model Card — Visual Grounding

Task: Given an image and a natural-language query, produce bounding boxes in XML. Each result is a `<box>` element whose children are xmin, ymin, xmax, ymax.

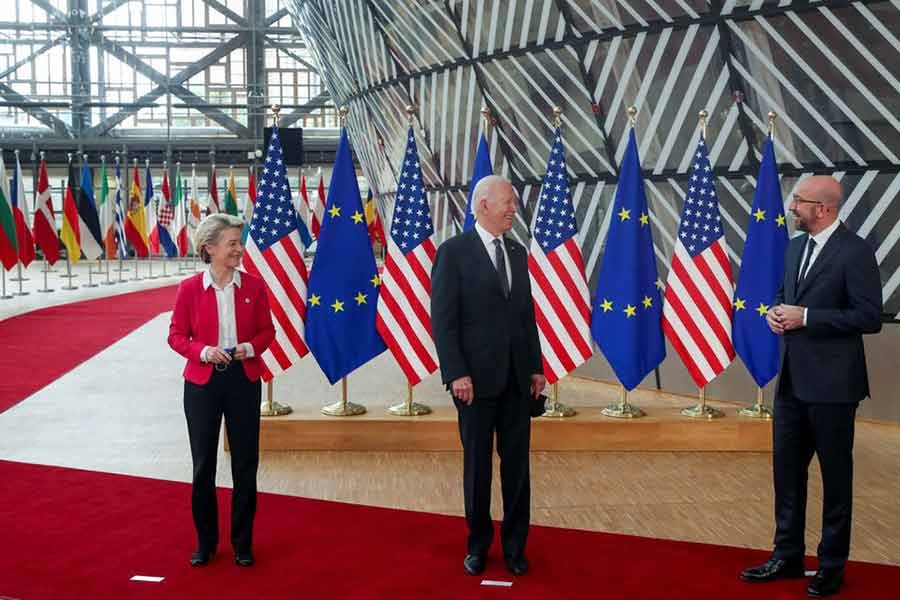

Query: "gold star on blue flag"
<box><xmin>733</xmin><ymin>134</ymin><xmax>788</xmax><ymax>387</ymax></box>
<box><xmin>591</xmin><ymin>128</ymin><xmax>665</xmax><ymax>390</ymax></box>
<box><xmin>305</xmin><ymin>128</ymin><xmax>386</xmax><ymax>383</ymax></box>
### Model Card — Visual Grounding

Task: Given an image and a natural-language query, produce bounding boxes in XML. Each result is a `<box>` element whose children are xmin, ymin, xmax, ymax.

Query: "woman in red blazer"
<box><xmin>168</xmin><ymin>214</ymin><xmax>275</xmax><ymax>568</ymax></box>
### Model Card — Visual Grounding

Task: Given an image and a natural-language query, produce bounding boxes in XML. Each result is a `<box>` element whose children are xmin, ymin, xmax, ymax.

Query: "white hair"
<box><xmin>193</xmin><ymin>213</ymin><xmax>244</xmax><ymax>264</ymax></box>
<box><xmin>471</xmin><ymin>175</ymin><xmax>512</xmax><ymax>220</ymax></box>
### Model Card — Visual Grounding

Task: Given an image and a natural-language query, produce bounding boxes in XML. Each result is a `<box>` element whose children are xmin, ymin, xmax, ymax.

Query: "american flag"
<box><xmin>662</xmin><ymin>134</ymin><xmax>735</xmax><ymax>387</ymax></box>
<box><xmin>528</xmin><ymin>129</ymin><xmax>593</xmax><ymax>384</ymax></box>
<box><xmin>242</xmin><ymin>125</ymin><xmax>311</xmax><ymax>380</ymax></box>
<box><xmin>375</xmin><ymin>127</ymin><xmax>438</xmax><ymax>385</ymax></box>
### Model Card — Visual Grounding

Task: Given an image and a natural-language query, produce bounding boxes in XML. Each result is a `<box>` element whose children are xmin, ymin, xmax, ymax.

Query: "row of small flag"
<box><xmin>244</xmin><ymin>113</ymin><xmax>787</xmax><ymax>396</ymax></box>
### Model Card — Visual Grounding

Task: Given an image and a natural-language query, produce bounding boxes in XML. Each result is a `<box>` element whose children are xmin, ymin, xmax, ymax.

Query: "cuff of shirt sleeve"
<box><xmin>242</xmin><ymin>342</ymin><xmax>255</xmax><ymax>358</ymax></box>
<box><xmin>803</xmin><ymin>308</ymin><xmax>807</xmax><ymax>327</ymax></box>
<box><xmin>200</xmin><ymin>346</ymin><xmax>212</xmax><ymax>362</ymax></box>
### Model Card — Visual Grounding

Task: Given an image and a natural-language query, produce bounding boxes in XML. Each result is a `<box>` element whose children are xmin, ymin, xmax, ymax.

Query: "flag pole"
<box><xmin>114</xmin><ymin>155</ymin><xmax>128</xmax><ymax>283</ymax></box>
<box><xmin>738</xmin><ymin>112</ymin><xmax>778</xmax><ymax>421</ymax></box>
<box><xmin>61</xmin><ymin>255</ymin><xmax>78</xmax><ymax>290</ymax></box>
<box><xmin>10</xmin><ymin>150</ymin><xmax>30</xmax><ymax>292</ymax></box>
<box><xmin>0</xmin><ymin>269</ymin><xmax>12</xmax><ymax>299</ymax></box>
<box><xmin>131</xmin><ymin>159</ymin><xmax>143</xmax><ymax>281</ymax></box>
<box><xmin>540</xmin><ymin>107</ymin><xmax>576</xmax><ymax>419</ymax></box>
<box><xmin>161</xmin><ymin>161</ymin><xmax>169</xmax><ymax>278</ymax></box>
<box><xmin>38</xmin><ymin>258</ymin><xmax>54</xmax><ymax>292</ymax></box>
<box><xmin>81</xmin><ymin>154</ymin><xmax>98</xmax><ymax>289</ymax></box>
<box><xmin>322</xmin><ymin>375</ymin><xmax>366</xmax><ymax>416</ymax></box>
<box><xmin>100</xmin><ymin>155</ymin><xmax>116</xmax><ymax>286</ymax></box>
<box><xmin>260</xmin><ymin>379</ymin><xmax>292</xmax><ymax>417</ymax></box>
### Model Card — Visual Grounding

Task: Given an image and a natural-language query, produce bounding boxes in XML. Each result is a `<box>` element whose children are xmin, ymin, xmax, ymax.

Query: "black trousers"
<box><xmin>183</xmin><ymin>364</ymin><xmax>261</xmax><ymax>554</ymax></box>
<box><xmin>773</xmin><ymin>369</ymin><xmax>857</xmax><ymax>569</ymax></box>
<box><xmin>454</xmin><ymin>372</ymin><xmax>531</xmax><ymax>558</ymax></box>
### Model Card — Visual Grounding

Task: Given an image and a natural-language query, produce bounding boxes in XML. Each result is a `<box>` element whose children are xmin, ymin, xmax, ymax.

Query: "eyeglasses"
<box><xmin>792</xmin><ymin>195</ymin><xmax>824</xmax><ymax>206</ymax></box>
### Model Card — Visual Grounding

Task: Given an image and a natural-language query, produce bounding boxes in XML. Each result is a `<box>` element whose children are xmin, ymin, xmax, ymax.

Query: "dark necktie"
<box><xmin>798</xmin><ymin>238</ymin><xmax>816</xmax><ymax>283</ymax></box>
<box><xmin>493</xmin><ymin>238</ymin><xmax>510</xmax><ymax>299</ymax></box>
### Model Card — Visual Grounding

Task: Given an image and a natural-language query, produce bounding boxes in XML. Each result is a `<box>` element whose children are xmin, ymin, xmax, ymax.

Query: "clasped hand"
<box><xmin>766</xmin><ymin>304</ymin><xmax>805</xmax><ymax>335</ymax></box>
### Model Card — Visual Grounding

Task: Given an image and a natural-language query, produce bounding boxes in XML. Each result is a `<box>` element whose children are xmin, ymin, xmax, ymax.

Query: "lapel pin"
<box><xmin>245</xmin><ymin>297</ymin><xmax>250</xmax><ymax>304</ymax></box>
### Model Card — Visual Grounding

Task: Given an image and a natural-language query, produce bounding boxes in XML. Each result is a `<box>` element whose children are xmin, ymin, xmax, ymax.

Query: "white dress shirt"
<box><xmin>200</xmin><ymin>269</ymin><xmax>255</xmax><ymax>362</ymax></box>
<box><xmin>799</xmin><ymin>219</ymin><xmax>841</xmax><ymax>326</ymax></box>
<box><xmin>474</xmin><ymin>221</ymin><xmax>512</xmax><ymax>288</ymax></box>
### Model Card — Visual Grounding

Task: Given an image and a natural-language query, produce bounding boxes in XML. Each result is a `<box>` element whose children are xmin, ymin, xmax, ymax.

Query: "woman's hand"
<box><xmin>233</xmin><ymin>344</ymin><xmax>250</xmax><ymax>361</ymax></box>
<box><xmin>206</xmin><ymin>347</ymin><xmax>233</xmax><ymax>365</ymax></box>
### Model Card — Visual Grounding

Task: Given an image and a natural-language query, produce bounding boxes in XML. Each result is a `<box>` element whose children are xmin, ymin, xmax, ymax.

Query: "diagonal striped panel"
<box><xmin>562</xmin><ymin>0</ymin><xmax>709</xmax><ymax>33</ymax></box>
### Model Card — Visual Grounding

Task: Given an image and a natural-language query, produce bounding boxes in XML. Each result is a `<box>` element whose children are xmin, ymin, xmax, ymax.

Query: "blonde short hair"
<box><xmin>194</xmin><ymin>213</ymin><xmax>244</xmax><ymax>264</ymax></box>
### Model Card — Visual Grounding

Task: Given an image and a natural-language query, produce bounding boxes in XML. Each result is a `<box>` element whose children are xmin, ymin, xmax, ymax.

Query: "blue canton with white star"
<box><xmin>678</xmin><ymin>136</ymin><xmax>724</xmax><ymax>257</ymax></box>
<box><xmin>251</xmin><ymin>126</ymin><xmax>301</xmax><ymax>250</ymax></box>
<box><xmin>534</xmin><ymin>129</ymin><xmax>577</xmax><ymax>253</ymax></box>
<box><xmin>390</xmin><ymin>127</ymin><xmax>433</xmax><ymax>252</ymax></box>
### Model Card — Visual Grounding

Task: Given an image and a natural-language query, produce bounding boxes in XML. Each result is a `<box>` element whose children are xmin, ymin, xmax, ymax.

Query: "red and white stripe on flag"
<box><xmin>528</xmin><ymin>235</ymin><xmax>593</xmax><ymax>384</ymax></box>
<box><xmin>527</xmin><ymin>129</ymin><xmax>593</xmax><ymax>384</ymax></box>
<box><xmin>243</xmin><ymin>231</ymin><xmax>309</xmax><ymax>381</ymax></box>
<box><xmin>661</xmin><ymin>135</ymin><xmax>734</xmax><ymax>387</ymax></box>
<box><xmin>374</xmin><ymin>128</ymin><xmax>439</xmax><ymax>386</ymax></box>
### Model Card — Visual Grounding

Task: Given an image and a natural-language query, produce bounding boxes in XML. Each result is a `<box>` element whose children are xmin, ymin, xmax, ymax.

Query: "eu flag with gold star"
<box><xmin>733</xmin><ymin>134</ymin><xmax>788</xmax><ymax>387</ymax></box>
<box><xmin>305</xmin><ymin>128</ymin><xmax>386</xmax><ymax>383</ymax></box>
<box><xmin>591</xmin><ymin>128</ymin><xmax>665</xmax><ymax>390</ymax></box>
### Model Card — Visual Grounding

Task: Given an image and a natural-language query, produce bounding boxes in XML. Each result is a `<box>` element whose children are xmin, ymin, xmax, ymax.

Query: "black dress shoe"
<box><xmin>190</xmin><ymin>548</ymin><xmax>214</xmax><ymax>566</ymax></box>
<box><xmin>505</xmin><ymin>555</ymin><xmax>529</xmax><ymax>576</ymax></box>
<box><xmin>740</xmin><ymin>557</ymin><xmax>805</xmax><ymax>582</ymax></box>
<box><xmin>463</xmin><ymin>554</ymin><xmax>486</xmax><ymax>576</ymax></box>
<box><xmin>807</xmin><ymin>568</ymin><xmax>844</xmax><ymax>598</ymax></box>
<box><xmin>234</xmin><ymin>552</ymin><xmax>254</xmax><ymax>567</ymax></box>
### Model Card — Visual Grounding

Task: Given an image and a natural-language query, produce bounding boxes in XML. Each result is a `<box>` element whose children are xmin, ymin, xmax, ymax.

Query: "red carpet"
<box><xmin>2</xmin><ymin>460</ymin><xmax>898</xmax><ymax>599</ymax></box>
<box><xmin>0</xmin><ymin>285</ymin><xmax>178</xmax><ymax>413</ymax></box>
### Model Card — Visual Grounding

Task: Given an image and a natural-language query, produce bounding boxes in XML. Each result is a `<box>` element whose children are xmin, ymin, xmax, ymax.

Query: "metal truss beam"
<box><xmin>0</xmin><ymin>83</ymin><xmax>71</xmax><ymax>136</ymax></box>
<box><xmin>279</xmin><ymin>91</ymin><xmax>332</xmax><ymax>128</ymax></box>
<box><xmin>28</xmin><ymin>0</ymin><xmax>67</xmax><ymax>24</ymax></box>
<box><xmin>88</xmin><ymin>34</ymin><xmax>249</xmax><ymax>136</ymax></box>
<box><xmin>201</xmin><ymin>0</ymin><xmax>248</xmax><ymax>27</ymax></box>
<box><xmin>266</xmin><ymin>8</ymin><xmax>289</xmax><ymax>26</ymax></box>
<box><xmin>89</xmin><ymin>0</ymin><xmax>132</xmax><ymax>24</ymax></box>
<box><xmin>264</xmin><ymin>35</ymin><xmax>319</xmax><ymax>72</ymax></box>
<box><xmin>0</xmin><ymin>35</ymin><xmax>66</xmax><ymax>81</ymax></box>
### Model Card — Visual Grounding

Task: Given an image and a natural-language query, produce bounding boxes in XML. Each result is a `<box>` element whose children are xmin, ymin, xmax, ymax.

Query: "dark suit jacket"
<box><xmin>775</xmin><ymin>223</ymin><xmax>882</xmax><ymax>404</ymax></box>
<box><xmin>430</xmin><ymin>228</ymin><xmax>543</xmax><ymax>399</ymax></box>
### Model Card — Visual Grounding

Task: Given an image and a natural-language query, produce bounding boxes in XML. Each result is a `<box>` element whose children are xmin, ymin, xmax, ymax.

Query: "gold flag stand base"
<box><xmin>681</xmin><ymin>387</ymin><xmax>723</xmax><ymax>419</ymax></box>
<box><xmin>322</xmin><ymin>378</ymin><xmax>367</xmax><ymax>416</ymax></box>
<box><xmin>388</xmin><ymin>385</ymin><xmax>432</xmax><ymax>416</ymax></box>
<box><xmin>738</xmin><ymin>387</ymin><xmax>772</xmax><ymax>419</ymax></box>
<box><xmin>260</xmin><ymin>381</ymin><xmax>292</xmax><ymax>417</ymax></box>
<box><xmin>541</xmin><ymin>383</ymin><xmax>576</xmax><ymax>418</ymax></box>
<box><xmin>602</xmin><ymin>387</ymin><xmax>645</xmax><ymax>418</ymax></box>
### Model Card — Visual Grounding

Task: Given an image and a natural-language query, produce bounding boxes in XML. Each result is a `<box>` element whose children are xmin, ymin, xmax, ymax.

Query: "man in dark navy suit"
<box><xmin>740</xmin><ymin>176</ymin><xmax>882</xmax><ymax>598</ymax></box>
<box><xmin>431</xmin><ymin>175</ymin><xmax>545</xmax><ymax>577</ymax></box>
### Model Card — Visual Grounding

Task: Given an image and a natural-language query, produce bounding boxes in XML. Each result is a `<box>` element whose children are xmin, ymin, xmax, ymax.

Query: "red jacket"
<box><xmin>168</xmin><ymin>271</ymin><xmax>275</xmax><ymax>385</ymax></box>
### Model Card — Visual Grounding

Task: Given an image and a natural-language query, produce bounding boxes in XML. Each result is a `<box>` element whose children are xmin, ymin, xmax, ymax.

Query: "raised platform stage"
<box><xmin>258</xmin><ymin>377</ymin><xmax>772</xmax><ymax>452</ymax></box>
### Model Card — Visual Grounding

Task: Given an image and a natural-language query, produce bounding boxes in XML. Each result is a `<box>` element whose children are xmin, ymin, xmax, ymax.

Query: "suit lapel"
<box><xmin>466</xmin><ymin>228</ymin><xmax>504</xmax><ymax>297</ymax></box>
<box><xmin>785</xmin><ymin>234</ymin><xmax>806</xmax><ymax>303</ymax></box>
<box><xmin>796</xmin><ymin>224</ymin><xmax>846</xmax><ymax>300</ymax></box>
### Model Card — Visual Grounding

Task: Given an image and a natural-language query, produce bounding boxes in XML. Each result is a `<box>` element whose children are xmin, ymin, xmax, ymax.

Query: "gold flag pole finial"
<box><xmin>699</xmin><ymin>109</ymin><xmax>709</xmax><ymax>138</ymax></box>
<box><xmin>627</xmin><ymin>105</ymin><xmax>638</xmax><ymax>126</ymax></box>
<box><xmin>480</xmin><ymin>105</ymin><xmax>493</xmax><ymax>138</ymax></box>
<box><xmin>767</xmin><ymin>111</ymin><xmax>777</xmax><ymax>137</ymax></box>
<box><xmin>40</xmin><ymin>150</ymin><xmax>45</xmax><ymax>160</ymax></box>
<box><xmin>339</xmin><ymin>105</ymin><xmax>349</xmax><ymax>127</ymax></box>
<box><xmin>405</xmin><ymin>104</ymin><xmax>417</xmax><ymax>125</ymax></box>
<box><xmin>552</xmin><ymin>105</ymin><xmax>562</xmax><ymax>128</ymax></box>
<box><xmin>271</xmin><ymin>103</ymin><xmax>281</xmax><ymax>127</ymax></box>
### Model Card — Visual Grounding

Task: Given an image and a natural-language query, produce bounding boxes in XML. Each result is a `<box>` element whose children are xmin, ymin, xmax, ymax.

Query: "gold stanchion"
<box><xmin>388</xmin><ymin>383</ymin><xmax>432</xmax><ymax>416</ymax></box>
<box><xmin>260</xmin><ymin>379</ymin><xmax>292</xmax><ymax>417</ymax></box>
<box><xmin>322</xmin><ymin>376</ymin><xmax>366</xmax><ymax>416</ymax></box>
<box><xmin>542</xmin><ymin>382</ymin><xmax>576</xmax><ymax>418</ymax></box>
<box><xmin>681</xmin><ymin>386</ymin><xmax>724</xmax><ymax>419</ymax></box>
<box><xmin>602</xmin><ymin>385</ymin><xmax>645</xmax><ymax>419</ymax></box>
<box><xmin>739</xmin><ymin>386</ymin><xmax>772</xmax><ymax>419</ymax></box>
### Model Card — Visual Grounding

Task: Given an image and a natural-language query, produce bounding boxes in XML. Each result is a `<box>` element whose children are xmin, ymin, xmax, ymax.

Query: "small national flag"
<box><xmin>364</xmin><ymin>188</ymin><xmax>386</xmax><ymax>247</ymax></box>
<box><xmin>59</xmin><ymin>160</ymin><xmax>81</xmax><ymax>263</ymax></box>
<box><xmin>188</xmin><ymin>165</ymin><xmax>201</xmax><ymax>236</ymax></box>
<box><xmin>77</xmin><ymin>159</ymin><xmax>103</xmax><ymax>261</ymax></box>
<box><xmin>145</xmin><ymin>162</ymin><xmax>159</xmax><ymax>255</ymax></box>
<box><xmin>12</xmin><ymin>151</ymin><xmax>35</xmax><ymax>267</ymax></box>
<box><xmin>306</xmin><ymin>128</ymin><xmax>387</xmax><ymax>383</ymax></box>
<box><xmin>157</xmin><ymin>165</ymin><xmax>178</xmax><ymax>258</ymax></box>
<box><xmin>527</xmin><ymin>128</ymin><xmax>593</xmax><ymax>384</ymax></box>
<box><xmin>242</xmin><ymin>167</ymin><xmax>256</xmax><ymax>245</ymax></box>
<box><xmin>591</xmin><ymin>128</ymin><xmax>665</xmax><ymax>390</ymax></box>
<box><xmin>662</xmin><ymin>134</ymin><xmax>735</xmax><ymax>387</ymax></box>
<box><xmin>463</xmin><ymin>132</ymin><xmax>492</xmax><ymax>232</ymax></box>
<box><xmin>32</xmin><ymin>155</ymin><xmax>60</xmax><ymax>265</ymax></box>
<box><xmin>125</xmin><ymin>161</ymin><xmax>149</xmax><ymax>257</ymax></box>
<box><xmin>0</xmin><ymin>155</ymin><xmax>19</xmax><ymax>270</ymax></box>
<box><xmin>243</xmin><ymin>125</ymin><xmax>311</xmax><ymax>380</ymax></box>
<box><xmin>207</xmin><ymin>166</ymin><xmax>220</xmax><ymax>214</ymax></box>
<box><xmin>98</xmin><ymin>157</ymin><xmax>117</xmax><ymax>258</ymax></box>
<box><xmin>224</xmin><ymin>169</ymin><xmax>239</xmax><ymax>216</ymax></box>
<box><xmin>173</xmin><ymin>163</ymin><xmax>189</xmax><ymax>256</ymax></box>
<box><xmin>314</xmin><ymin>172</ymin><xmax>325</xmax><ymax>238</ymax></box>
<box><xmin>113</xmin><ymin>160</ymin><xmax>128</xmax><ymax>259</ymax></box>
<box><xmin>733</xmin><ymin>134</ymin><xmax>789</xmax><ymax>387</ymax></box>
<box><xmin>375</xmin><ymin>127</ymin><xmax>438</xmax><ymax>385</ymax></box>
